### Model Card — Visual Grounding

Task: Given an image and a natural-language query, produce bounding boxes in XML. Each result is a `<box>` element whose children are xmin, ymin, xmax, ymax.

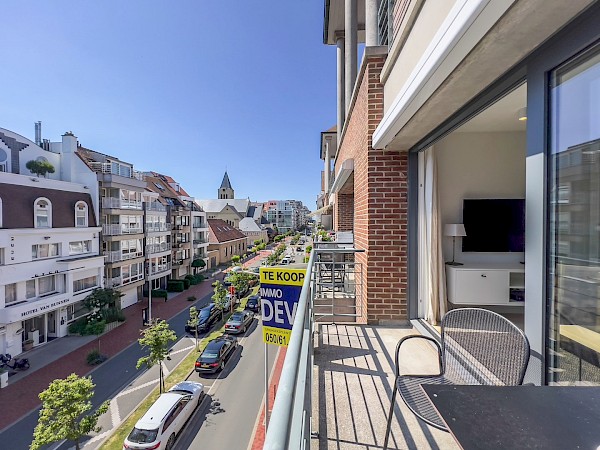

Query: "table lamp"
<box><xmin>444</xmin><ymin>224</ymin><xmax>466</xmax><ymax>266</ymax></box>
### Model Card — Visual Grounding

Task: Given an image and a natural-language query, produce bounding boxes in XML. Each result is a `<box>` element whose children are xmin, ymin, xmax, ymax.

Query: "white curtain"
<box><xmin>418</xmin><ymin>147</ymin><xmax>447</xmax><ymax>324</ymax></box>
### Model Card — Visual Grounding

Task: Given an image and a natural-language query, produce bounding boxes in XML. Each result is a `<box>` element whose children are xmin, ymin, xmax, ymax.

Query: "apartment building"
<box><xmin>321</xmin><ymin>0</ymin><xmax>600</xmax><ymax>384</ymax></box>
<box><xmin>142</xmin><ymin>189</ymin><xmax>172</xmax><ymax>291</ymax></box>
<box><xmin>0</xmin><ymin>128</ymin><xmax>103</xmax><ymax>356</ymax></box>
<box><xmin>77</xmin><ymin>147</ymin><xmax>147</xmax><ymax>309</ymax></box>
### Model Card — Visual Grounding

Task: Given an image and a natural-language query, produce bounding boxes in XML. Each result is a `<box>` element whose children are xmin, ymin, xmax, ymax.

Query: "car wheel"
<box><xmin>166</xmin><ymin>433</ymin><xmax>175</xmax><ymax>450</ymax></box>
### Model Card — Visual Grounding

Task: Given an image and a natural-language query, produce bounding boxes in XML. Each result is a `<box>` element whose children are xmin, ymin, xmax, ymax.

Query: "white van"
<box><xmin>123</xmin><ymin>381</ymin><xmax>204</xmax><ymax>450</ymax></box>
<box><xmin>280</xmin><ymin>256</ymin><xmax>290</xmax><ymax>265</ymax></box>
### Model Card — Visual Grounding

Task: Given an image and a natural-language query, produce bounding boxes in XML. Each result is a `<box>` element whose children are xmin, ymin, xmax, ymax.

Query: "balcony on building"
<box><xmin>145</xmin><ymin>242</ymin><xmax>172</xmax><ymax>255</ymax></box>
<box><xmin>149</xmin><ymin>261</ymin><xmax>171</xmax><ymax>278</ymax></box>
<box><xmin>146</xmin><ymin>222</ymin><xmax>172</xmax><ymax>234</ymax></box>
<box><xmin>102</xmin><ymin>224</ymin><xmax>144</xmax><ymax>236</ymax></box>
<box><xmin>101</xmin><ymin>196</ymin><xmax>143</xmax><ymax>210</ymax></box>
<box><xmin>192</xmin><ymin>219</ymin><xmax>207</xmax><ymax>229</ymax></box>
<box><xmin>104</xmin><ymin>249</ymin><xmax>144</xmax><ymax>263</ymax></box>
<box><xmin>144</xmin><ymin>201</ymin><xmax>167</xmax><ymax>212</ymax></box>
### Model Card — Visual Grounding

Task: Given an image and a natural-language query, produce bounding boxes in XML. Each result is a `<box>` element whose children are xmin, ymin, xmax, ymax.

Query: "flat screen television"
<box><xmin>462</xmin><ymin>199</ymin><xmax>525</xmax><ymax>252</ymax></box>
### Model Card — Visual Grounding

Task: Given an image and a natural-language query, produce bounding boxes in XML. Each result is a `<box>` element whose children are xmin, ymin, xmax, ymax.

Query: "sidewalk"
<box><xmin>0</xmin><ymin>273</ymin><xmax>222</xmax><ymax>432</ymax></box>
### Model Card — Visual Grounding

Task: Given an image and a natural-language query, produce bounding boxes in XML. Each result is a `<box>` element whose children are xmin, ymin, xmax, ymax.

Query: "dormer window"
<box><xmin>35</xmin><ymin>198</ymin><xmax>52</xmax><ymax>228</ymax></box>
<box><xmin>75</xmin><ymin>201</ymin><xmax>88</xmax><ymax>227</ymax></box>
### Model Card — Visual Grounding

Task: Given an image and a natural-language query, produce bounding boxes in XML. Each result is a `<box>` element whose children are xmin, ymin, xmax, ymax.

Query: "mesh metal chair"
<box><xmin>383</xmin><ymin>308</ymin><xmax>530</xmax><ymax>449</ymax></box>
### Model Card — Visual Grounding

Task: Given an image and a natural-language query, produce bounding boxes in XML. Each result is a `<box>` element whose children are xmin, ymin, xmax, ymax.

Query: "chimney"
<box><xmin>34</xmin><ymin>121</ymin><xmax>42</xmax><ymax>146</ymax></box>
<box><xmin>61</xmin><ymin>131</ymin><xmax>78</xmax><ymax>181</ymax></box>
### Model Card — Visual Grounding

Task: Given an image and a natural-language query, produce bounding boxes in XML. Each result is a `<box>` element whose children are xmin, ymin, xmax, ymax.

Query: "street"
<box><xmin>173</xmin><ymin>316</ymin><xmax>277</xmax><ymax>450</ymax></box>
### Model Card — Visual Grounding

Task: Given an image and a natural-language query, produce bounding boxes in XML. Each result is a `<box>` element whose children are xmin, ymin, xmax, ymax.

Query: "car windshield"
<box><xmin>199</xmin><ymin>309</ymin><xmax>211</xmax><ymax>319</ymax></box>
<box><xmin>128</xmin><ymin>427</ymin><xmax>158</xmax><ymax>443</ymax></box>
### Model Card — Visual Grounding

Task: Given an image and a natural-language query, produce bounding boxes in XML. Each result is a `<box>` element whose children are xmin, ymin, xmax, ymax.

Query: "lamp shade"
<box><xmin>444</xmin><ymin>223</ymin><xmax>466</xmax><ymax>237</ymax></box>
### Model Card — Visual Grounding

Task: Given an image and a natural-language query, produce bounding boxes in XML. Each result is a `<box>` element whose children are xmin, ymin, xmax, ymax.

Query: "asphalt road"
<box><xmin>173</xmin><ymin>313</ymin><xmax>277</xmax><ymax>450</ymax></box>
<box><xmin>0</xmin><ymin>288</ymin><xmax>218</xmax><ymax>450</ymax></box>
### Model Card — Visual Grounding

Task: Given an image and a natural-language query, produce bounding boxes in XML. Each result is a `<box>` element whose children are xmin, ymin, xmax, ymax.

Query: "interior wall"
<box><xmin>436</xmin><ymin>131</ymin><xmax>526</xmax><ymax>265</ymax></box>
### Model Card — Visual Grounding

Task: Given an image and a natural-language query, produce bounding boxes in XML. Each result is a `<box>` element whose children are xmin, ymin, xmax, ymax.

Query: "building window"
<box><xmin>32</xmin><ymin>243</ymin><xmax>60</xmax><ymax>259</ymax></box>
<box><xmin>34</xmin><ymin>198</ymin><xmax>52</xmax><ymax>228</ymax></box>
<box><xmin>5</xmin><ymin>283</ymin><xmax>17</xmax><ymax>305</ymax></box>
<box><xmin>38</xmin><ymin>275</ymin><xmax>56</xmax><ymax>296</ymax></box>
<box><xmin>26</xmin><ymin>280</ymin><xmax>36</xmax><ymax>299</ymax></box>
<box><xmin>69</xmin><ymin>240</ymin><xmax>91</xmax><ymax>255</ymax></box>
<box><xmin>75</xmin><ymin>202</ymin><xmax>88</xmax><ymax>227</ymax></box>
<box><xmin>73</xmin><ymin>276</ymin><xmax>98</xmax><ymax>293</ymax></box>
<box><xmin>548</xmin><ymin>43</ymin><xmax>600</xmax><ymax>385</ymax></box>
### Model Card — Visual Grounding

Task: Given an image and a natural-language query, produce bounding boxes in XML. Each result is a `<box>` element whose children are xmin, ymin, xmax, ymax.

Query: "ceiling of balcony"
<box><xmin>324</xmin><ymin>0</ymin><xmax>366</xmax><ymax>45</ymax></box>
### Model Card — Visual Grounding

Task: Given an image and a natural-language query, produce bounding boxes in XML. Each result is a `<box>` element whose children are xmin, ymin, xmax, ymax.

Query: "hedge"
<box><xmin>167</xmin><ymin>280</ymin><xmax>185</xmax><ymax>292</ymax></box>
<box><xmin>151</xmin><ymin>289</ymin><xmax>168</xmax><ymax>299</ymax></box>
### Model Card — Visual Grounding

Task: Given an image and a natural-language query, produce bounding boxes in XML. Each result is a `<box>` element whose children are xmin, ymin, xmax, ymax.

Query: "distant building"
<box><xmin>206</xmin><ymin>219</ymin><xmax>247</xmax><ymax>268</ymax></box>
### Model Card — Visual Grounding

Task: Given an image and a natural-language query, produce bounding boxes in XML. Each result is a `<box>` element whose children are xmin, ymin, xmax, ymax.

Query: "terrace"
<box><xmin>264</xmin><ymin>246</ymin><xmax>458</xmax><ymax>449</ymax></box>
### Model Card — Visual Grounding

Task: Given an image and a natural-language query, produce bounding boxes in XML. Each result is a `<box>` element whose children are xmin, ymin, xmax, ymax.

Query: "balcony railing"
<box><xmin>146</xmin><ymin>243</ymin><xmax>172</xmax><ymax>254</ymax></box>
<box><xmin>264</xmin><ymin>246</ymin><xmax>364</xmax><ymax>449</ymax></box>
<box><xmin>144</xmin><ymin>202</ymin><xmax>167</xmax><ymax>212</ymax></box>
<box><xmin>193</xmin><ymin>239</ymin><xmax>207</xmax><ymax>245</ymax></box>
<box><xmin>105</xmin><ymin>276</ymin><xmax>123</xmax><ymax>288</ymax></box>
<box><xmin>149</xmin><ymin>262</ymin><xmax>171</xmax><ymax>276</ymax></box>
<box><xmin>89</xmin><ymin>162</ymin><xmax>145</xmax><ymax>180</ymax></box>
<box><xmin>101</xmin><ymin>197</ymin><xmax>143</xmax><ymax>210</ymax></box>
<box><xmin>104</xmin><ymin>250</ymin><xmax>144</xmax><ymax>263</ymax></box>
<box><xmin>102</xmin><ymin>224</ymin><xmax>144</xmax><ymax>236</ymax></box>
<box><xmin>193</xmin><ymin>222</ymin><xmax>207</xmax><ymax>229</ymax></box>
<box><xmin>146</xmin><ymin>223</ymin><xmax>172</xmax><ymax>233</ymax></box>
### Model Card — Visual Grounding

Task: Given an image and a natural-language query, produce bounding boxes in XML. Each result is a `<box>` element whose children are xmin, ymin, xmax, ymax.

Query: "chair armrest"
<box><xmin>394</xmin><ymin>335</ymin><xmax>443</xmax><ymax>378</ymax></box>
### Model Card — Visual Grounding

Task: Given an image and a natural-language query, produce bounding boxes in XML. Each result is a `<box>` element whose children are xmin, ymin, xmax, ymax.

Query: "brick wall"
<box><xmin>335</xmin><ymin>193</ymin><xmax>354</xmax><ymax>231</ymax></box>
<box><xmin>335</xmin><ymin>51</ymin><xmax>408</xmax><ymax>325</ymax></box>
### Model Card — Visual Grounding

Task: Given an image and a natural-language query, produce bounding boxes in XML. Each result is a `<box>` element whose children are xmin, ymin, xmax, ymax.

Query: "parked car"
<box><xmin>225</xmin><ymin>310</ymin><xmax>254</xmax><ymax>334</ymax></box>
<box><xmin>246</xmin><ymin>295</ymin><xmax>260</xmax><ymax>313</ymax></box>
<box><xmin>185</xmin><ymin>303</ymin><xmax>222</xmax><ymax>334</ymax></box>
<box><xmin>195</xmin><ymin>335</ymin><xmax>238</xmax><ymax>374</ymax></box>
<box><xmin>123</xmin><ymin>381</ymin><xmax>204</xmax><ymax>450</ymax></box>
<box><xmin>296</xmin><ymin>246</ymin><xmax>303</xmax><ymax>252</ymax></box>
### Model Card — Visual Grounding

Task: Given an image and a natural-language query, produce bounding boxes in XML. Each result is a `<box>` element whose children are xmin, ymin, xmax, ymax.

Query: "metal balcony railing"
<box><xmin>101</xmin><ymin>197</ymin><xmax>143</xmax><ymax>210</ymax></box>
<box><xmin>193</xmin><ymin>239</ymin><xmax>206</xmax><ymax>245</ymax></box>
<box><xmin>102</xmin><ymin>224</ymin><xmax>144</xmax><ymax>236</ymax></box>
<box><xmin>193</xmin><ymin>222</ymin><xmax>207</xmax><ymax>229</ymax></box>
<box><xmin>104</xmin><ymin>250</ymin><xmax>144</xmax><ymax>263</ymax></box>
<box><xmin>146</xmin><ymin>223</ymin><xmax>172</xmax><ymax>233</ymax></box>
<box><xmin>105</xmin><ymin>276</ymin><xmax>122</xmax><ymax>288</ymax></box>
<box><xmin>145</xmin><ymin>243</ymin><xmax>172</xmax><ymax>254</ymax></box>
<box><xmin>149</xmin><ymin>262</ymin><xmax>171</xmax><ymax>276</ymax></box>
<box><xmin>264</xmin><ymin>245</ymin><xmax>364</xmax><ymax>450</ymax></box>
<box><xmin>144</xmin><ymin>202</ymin><xmax>167</xmax><ymax>212</ymax></box>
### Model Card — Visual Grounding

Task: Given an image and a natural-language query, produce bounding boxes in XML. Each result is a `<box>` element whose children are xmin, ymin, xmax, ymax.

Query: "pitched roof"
<box><xmin>220</xmin><ymin>171</ymin><xmax>232</xmax><ymax>190</ymax></box>
<box><xmin>197</xmin><ymin>198</ymin><xmax>250</xmax><ymax>214</ymax></box>
<box><xmin>207</xmin><ymin>219</ymin><xmax>246</xmax><ymax>243</ymax></box>
<box><xmin>238</xmin><ymin>217</ymin><xmax>262</xmax><ymax>232</ymax></box>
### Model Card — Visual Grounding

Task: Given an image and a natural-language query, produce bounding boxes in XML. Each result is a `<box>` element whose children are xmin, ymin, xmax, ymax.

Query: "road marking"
<box><xmin>116</xmin><ymin>379</ymin><xmax>159</xmax><ymax>398</ymax></box>
<box><xmin>110</xmin><ymin>400</ymin><xmax>121</xmax><ymax>428</ymax></box>
<box><xmin>170</xmin><ymin>344</ymin><xmax>195</xmax><ymax>356</ymax></box>
<box><xmin>84</xmin><ymin>431</ymin><xmax>110</xmax><ymax>446</ymax></box>
<box><xmin>162</xmin><ymin>361</ymin><xmax>171</xmax><ymax>377</ymax></box>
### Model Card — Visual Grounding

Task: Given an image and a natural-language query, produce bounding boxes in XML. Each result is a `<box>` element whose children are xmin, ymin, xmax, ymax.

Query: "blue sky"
<box><xmin>0</xmin><ymin>1</ymin><xmax>336</xmax><ymax>208</ymax></box>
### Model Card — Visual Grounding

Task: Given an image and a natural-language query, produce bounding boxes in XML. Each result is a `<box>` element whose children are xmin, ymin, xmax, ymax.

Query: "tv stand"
<box><xmin>446</xmin><ymin>263</ymin><xmax>525</xmax><ymax>306</ymax></box>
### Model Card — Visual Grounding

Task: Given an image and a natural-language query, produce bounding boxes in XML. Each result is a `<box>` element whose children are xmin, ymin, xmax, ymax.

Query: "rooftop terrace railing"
<box><xmin>264</xmin><ymin>244</ymin><xmax>364</xmax><ymax>450</ymax></box>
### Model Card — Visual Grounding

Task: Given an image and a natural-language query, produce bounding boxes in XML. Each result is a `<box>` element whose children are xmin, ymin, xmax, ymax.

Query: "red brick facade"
<box><xmin>335</xmin><ymin>193</ymin><xmax>354</xmax><ymax>231</ymax></box>
<box><xmin>334</xmin><ymin>51</ymin><xmax>408</xmax><ymax>325</ymax></box>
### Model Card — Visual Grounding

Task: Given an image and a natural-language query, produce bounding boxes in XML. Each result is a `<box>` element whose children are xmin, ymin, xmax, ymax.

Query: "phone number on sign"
<box><xmin>263</xmin><ymin>327</ymin><xmax>290</xmax><ymax>346</ymax></box>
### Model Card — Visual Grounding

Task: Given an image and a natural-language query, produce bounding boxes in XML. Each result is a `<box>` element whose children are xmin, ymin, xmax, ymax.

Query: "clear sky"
<box><xmin>0</xmin><ymin>1</ymin><xmax>336</xmax><ymax>209</ymax></box>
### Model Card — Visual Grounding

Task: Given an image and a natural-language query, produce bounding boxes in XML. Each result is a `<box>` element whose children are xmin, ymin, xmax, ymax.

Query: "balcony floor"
<box><xmin>312</xmin><ymin>324</ymin><xmax>458</xmax><ymax>450</ymax></box>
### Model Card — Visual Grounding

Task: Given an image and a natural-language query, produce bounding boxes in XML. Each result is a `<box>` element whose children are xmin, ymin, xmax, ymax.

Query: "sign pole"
<box><xmin>264</xmin><ymin>340</ymin><xmax>269</xmax><ymax>430</ymax></box>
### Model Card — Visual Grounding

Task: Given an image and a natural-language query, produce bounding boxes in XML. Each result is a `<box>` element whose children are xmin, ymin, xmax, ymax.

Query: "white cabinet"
<box><xmin>446</xmin><ymin>264</ymin><xmax>525</xmax><ymax>306</ymax></box>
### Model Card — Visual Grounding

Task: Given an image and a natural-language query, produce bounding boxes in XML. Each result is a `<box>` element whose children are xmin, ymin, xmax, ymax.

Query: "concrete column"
<box><xmin>345</xmin><ymin>0</ymin><xmax>357</xmax><ymax>114</ymax></box>
<box><xmin>365</xmin><ymin>0</ymin><xmax>380</xmax><ymax>46</ymax></box>
<box><xmin>324</xmin><ymin>140</ymin><xmax>331</xmax><ymax>193</ymax></box>
<box><xmin>336</xmin><ymin>36</ymin><xmax>345</xmax><ymax>142</ymax></box>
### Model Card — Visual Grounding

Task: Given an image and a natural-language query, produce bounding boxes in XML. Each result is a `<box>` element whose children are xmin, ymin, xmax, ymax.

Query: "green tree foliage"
<box><xmin>254</xmin><ymin>239</ymin><xmax>263</xmax><ymax>246</ymax></box>
<box><xmin>211</xmin><ymin>280</ymin><xmax>228</xmax><ymax>311</ymax></box>
<box><xmin>83</xmin><ymin>288</ymin><xmax>122</xmax><ymax>312</ymax></box>
<box><xmin>26</xmin><ymin>160</ymin><xmax>56</xmax><ymax>178</ymax></box>
<box><xmin>187</xmin><ymin>306</ymin><xmax>200</xmax><ymax>351</ymax></box>
<box><xmin>136</xmin><ymin>319</ymin><xmax>177</xmax><ymax>393</ymax></box>
<box><xmin>231</xmin><ymin>255</ymin><xmax>241</xmax><ymax>265</ymax></box>
<box><xmin>30</xmin><ymin>374</ymin><xmax>109</xmax><ymax>450</ymax></box>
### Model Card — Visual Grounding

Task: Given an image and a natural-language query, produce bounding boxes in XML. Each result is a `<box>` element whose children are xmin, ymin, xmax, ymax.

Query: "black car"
<box><xmin>246</xmin><ymin>295</ymin><xmax>260</xmax><ymax>313</ymax></box>
<box><xmin>225</xmin><ymin>310</ymin><xmax>254</xmax><ymax>334</ymax></box>
<box><xmin>185</xmin><ymin>303</ymin><xmax>223</xmax><ymax>334</ymax></box>
<box><xmin>195</xmin><ymin>335</ymin><xmax>238</xmax><ymax>374</ymax></box>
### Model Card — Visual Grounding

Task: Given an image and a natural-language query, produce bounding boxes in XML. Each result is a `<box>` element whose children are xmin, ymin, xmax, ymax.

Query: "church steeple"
<box><xmin>218</xmin><ymin>171</ymin><xmax>234</xmax><ymax>199</ymax></box>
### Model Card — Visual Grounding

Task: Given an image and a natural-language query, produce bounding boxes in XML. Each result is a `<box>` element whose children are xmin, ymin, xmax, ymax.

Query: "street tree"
<box><xmin>231</xmin><ymin>255</ymin><xmax>241</xmax><ymax>265</ymax></box>
<box><xmin>212</xmin><ymin>280</ymin><xmax>228</xmax><ymax>311</ymax></box>
<box><xmin>30</xmin><ymin>374</ymin><xmax>109</xmax><ymax>450</ymax></box>
<box><xmin>188</xmin><ymin>306</ymin><xmax>200</xmax><ymax>351</ymax></box>
<box><xmin>136</xmin><ymin>319</ymin><xmax>177</xmax><ymax>393</ymax></box>
<box><xmin>26</xmin><ymin>159</ymin><xmax>55</xmax><ymax>178</ymax></box>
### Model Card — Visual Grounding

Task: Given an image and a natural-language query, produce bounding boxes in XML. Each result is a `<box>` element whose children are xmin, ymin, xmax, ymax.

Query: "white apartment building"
<box><xmin>0</xmin><ymin>171</ymin><xmax>103</xmax><ymax>356</ymax></box>
<box><xmin>143</xmin><ymin>190</ymin><xmax>172</xmax><ymax>290</ymax></box>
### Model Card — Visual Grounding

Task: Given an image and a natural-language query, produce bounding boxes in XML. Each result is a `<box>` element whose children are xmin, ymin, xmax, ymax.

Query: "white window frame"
<box><xmin>69</xmin><ymin>240</ymin><xmax>91</xmax><ymax>255</ymax></box>
<box><xmin>32</xmin><ymin>243</ymin><xmax>60</xmax><ymax>259</ymax></box>
<box><xmin>75</xmin><ymin>201</ymin><xmax>88</xmax><ymax>227</ymax></box>
<box><xmin>34</xmin><ymin>197</ymin><xmax>52</xmax><ymax>228</ymax></box>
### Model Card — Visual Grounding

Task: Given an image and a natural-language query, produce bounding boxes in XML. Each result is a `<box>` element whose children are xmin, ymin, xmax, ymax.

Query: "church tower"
<box><xmin>218</xmin><ymin>171</ymin><xmax>234</xmax><ymax>199</ymax></box>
